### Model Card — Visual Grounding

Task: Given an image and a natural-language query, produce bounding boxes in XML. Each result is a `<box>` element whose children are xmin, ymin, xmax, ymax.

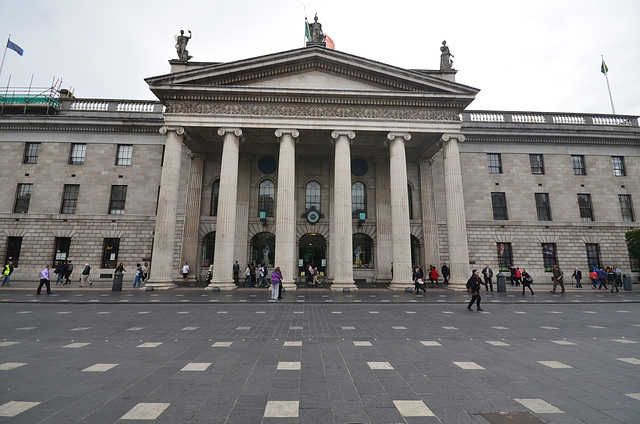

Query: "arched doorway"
<box><xmin>298</xmin><ymin>234</ymin><xmax>326</xmax><ymax>277</ymax></box>
<box><xmin>251</xmin><ymin>232</ymin><xmax>275</xmax><ymax>267</ymax></box>
<box><xmin>201</xmin><ymin>232</ymin><xmax>216</xmax><ymax>269</ymax></box>
<box><xmin>411</xmin><ymin>235</ymin><xmax>421</xmax><ymax>267</ymax></box>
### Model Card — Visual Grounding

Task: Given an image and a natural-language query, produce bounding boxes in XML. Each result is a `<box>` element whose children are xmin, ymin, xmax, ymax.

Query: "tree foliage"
<box><xmin>625</xmin><ymin>229</ymin><xmax>640</xmax><ymax>259</ymax></box>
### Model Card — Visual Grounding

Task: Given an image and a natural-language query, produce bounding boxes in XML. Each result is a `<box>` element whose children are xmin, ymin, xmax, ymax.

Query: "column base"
<box><xmin>144</xmin><ymin>282</ymin><xmax>178</xmax><ymax>290</ymax></box>
<box><xmin>388</xmin><ymin>282</ymin><xmax>413</xmax><ymax>291</ymax></box>
<box><xmin>207</xmin><ymin>280</ymin><xmax>236</xmax><ymax>291</ymax></box>
<box><xmin>445</xmin><ymin>280</ymin><xmax>468</xmax><ymax>292</ymax></box>
<box><xmin>330</xmin><ymin>281</ymin><xmax>358</xmax><ymax>292</ymax></box>
<box><xmin>281</xmin><ymin>281</ymin><xmax>297</xmax><ymax>292</ymax></box>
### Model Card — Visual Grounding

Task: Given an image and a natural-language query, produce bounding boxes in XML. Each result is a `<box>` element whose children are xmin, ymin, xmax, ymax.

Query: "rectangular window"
<box><xmin>612</xmin><ymin>156</ymin><xmax>626</xmax><ymax>177</ymax></box>
<box><xmin>535</xmin><ymin>193</ymin><xmax>552</xmax><ymax>221</ymax></box>
<box><xmin>23</xmin><ymin>142</ymin><xmax>40</xmax><ymax>164</ymax></box>
<box><xmin>619</xmin><ymin>194</ymin><xmax>634</xmax><ymax>222</ymax></box>
<box><xmin>487</xmin><ymin>153</ymin><xmax>502</xmax><ymax>174</ymax></box>
<box><xmin>109</xmin><ymin>185</ymin><xmax>127</xmax><ymax>214</ymax></box>
<box><xmin>53</xmin><ymin>237</ymin><xmax>71</xmax><ymax>267</ymax></box>
<box><xmin>491</xmin><ymin>192</ymin><xmax>508</xmax><ymax>220</ymax></box>
<box><xmin>529</xmin><ymin>154</ymin><xmax>545</xmax><ymax>174</ymax></box>
<box><xmin>5</xmin><ymin>237</ymin><xmax>22</xmax><ymax>267</ymax></box>
<box><xmin>69</xmin><ymin>143</ymin><xmax>86</xmax><ymax>165</ymax></box>
<box><xmin>61</xmin><ymin>184</ymin><xmax>80</xmax><ymax>214</ymax></box>
<box><xmin>102</xmin><ymin>238</ymin><xmax>120</xmax><ymax>268</ymax></box>
<box><xmin>496</xmin><ymin>243</ymin><xmax>512</xmax><ymax>272</ymax></box>
<box><xmin>542</xmin><ymin>243</ymin><xmax>558</xmax><ymax>272</ymax></box>
<box><xmin>577</xmin><ymin>193</ymin><xmax>594</xmax><ymax>221</ymax></box>
<box><xmin>586</xmin><ymin>243</ymin><xmax>601</xmax><ymax>270</ymax></box>
<box><xmin>572</xmin><ymin>155</ymin><xmax>586</xmax><ymax>175</ymax></box>
<box><xmin>630</xmin><ymin>256</ymin><xmax>640</xmax><ymax>273</ymax></box>
<box><xmin>116</xmin><ymin>144</ymin><xmax>133</xmax><ymax>166</ymax></box>
<box><xmin>14</xmin><ymin>183</ymin><xmax>33</xmax><ymax>213</ymax></box>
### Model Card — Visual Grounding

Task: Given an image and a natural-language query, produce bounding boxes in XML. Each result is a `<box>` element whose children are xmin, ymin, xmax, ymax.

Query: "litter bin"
<box><xmin>496</xmin><ymin>272</ymin><xmax>507</xmax><ymax>292</ymax></box>
<box><xmin>623</xmin><ymin>274</ymin><xmax>632</xmax><ymax>291</ymax></box>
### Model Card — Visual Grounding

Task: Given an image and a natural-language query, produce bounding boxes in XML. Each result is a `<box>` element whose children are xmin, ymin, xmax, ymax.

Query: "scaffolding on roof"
<box><xmin>0</xmin><ymin>77</ymin><xmax>63</xmax><ymax>115</ymax></box>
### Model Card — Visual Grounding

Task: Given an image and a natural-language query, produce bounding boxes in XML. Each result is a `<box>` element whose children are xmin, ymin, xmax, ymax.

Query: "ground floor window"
<box><xmin>251</xmin><ymin>232</ymin><xmax>275</xmax><ymax>268</ymax></box>
<box><xmin>102</xmin><ymin>238</ymin><xmax>120</xmax><ymax>268</ymax></box>
<box><xmin>586</xmin><ymin>243</ymin><xmax>600</xmax><ymax>270</ymax></box>
<box><xmin>202</xmin><ymin>232</ymin><xmax>215</xmax><ymax>268</ymax></box>
<box><xmin>353</xmin><ymin>233</ymin><xmax>373</xmax><ymax>268</ymax></box>
<box><xmin>497</xmin><ymin>242</ymin><xmax>512</xmax><ymax>272</ymax></box>
<box><xmin>410</xmin><ymin>235</ymin><xmax>421</xmax><ymax>267</ymax></box>
<box><xmin>53</xmin><ymin>237</ymin><xmax>71</xmax><ymax>267</ymax></box>
<box><xmin>299</xmin><ymin>233</ymin><xmax>326</xmax><ymax>276</ymax></box>
<box><xmin>5</xmin><ymin>237</ymin><xmax>22</xmax><ymax>267</ymax></box>
<box><xmin>541</xmin><ymin>243</ymin><xmax>557</xmax><ymax>272</ymax></box>
<box><xmin>630</xmin><ymin>256</ymin><xmax>640</xmax><ymax>273</ymax></box>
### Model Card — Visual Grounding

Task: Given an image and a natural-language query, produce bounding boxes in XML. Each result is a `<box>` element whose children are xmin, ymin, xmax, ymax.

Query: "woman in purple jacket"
<box><xmin>270</xmin><ymin>267</ymin><xmax>282</xmax><ymax>300</ymax></box>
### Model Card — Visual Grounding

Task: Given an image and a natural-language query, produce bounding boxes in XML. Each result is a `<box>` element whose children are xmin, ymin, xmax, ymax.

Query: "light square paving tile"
<box><xmin>405</xmin><ymin>311</ymin><xmax>417</xmax><ymax>314</ymax></box>
<box><xmin>353</xmin><ymin>341</ymin><xmax>372</xmax><ymax>347</ymax></box>
<box><xmin>332</xmin><ymin>311</ymin><xmax>342</xmax><ymax>314</ymax></box>
<box><xmin>181</xmin><ymin>327</ymin><xmax>199</xmax><ymax>331</ymax></box>
<box><xmin>583</xmin><ymin>311</ymin><xmax>597</xmax><ymax>314</ymax></box>
<box><xmin>277</xmin><ymin>362</ymin><xmax>301</xmax><ymax>370</ymax></box>
<box><xmin>264</xmin><ymin>401</ymin><xmax>299</xmax><ymax>418</ymax></box>
<box><xmin>441</xmin><ymin>311</ymin><xmax>454</xmax><ymax>314</ymax></box>
<box><xmin>392</xmin><ymin>326</ymin><xmax>407</xmax><ymax>330</ymax></box>
<box><xmin>514</xmin><ymin>398</ymin><xmax>564</xmax><ymax>414</ymax></box>
<box><xmin>15</xmin><ymin>327</ymin><xmax>37</xmax><ymax>331</ymax></box>
<box><xmin>342</xmin><ymin>326</ymin><xmax>356</xmax><ymax>330</ymax></box>
<box><xmin>127</xmin><ymin>327</ymin><xmax>145</xmax><ymax>331</ymax></box>
<box><xmin>453</xmin><ymin>362</ymin><xmax>485</xmax><ymax>370</ymax></box>
<box><xmin>368</xmin><ymin>362</ymin><xmax>394</xmax><ymax>370</ymax></box>
<box><xmin>538</xmin><ymin>361</ymin><xmax>572</xmax><ymax>369</ymax></box>
<box><xmin>120</xmin><ymin>403</ymin><xmax>170</xmax><ymax>420</ymax></box>
<box><xmin>514</xmin><ymin>311</ymin><xmax>527</xmax><ymax>314</ymax></box>
<box><xmin>0</xmin><ymin>401</ymin><xmax>41</xmax><ymax>417</ymax></box>
<box><xmin>70</xmin><ymin>327</ymin><xmax>90</xmax><ymax>331</ymax></box>
<box><xmin>616</xmin><ymin>358</ymin><xmax>640</xmax><ymax>365</ymax></box>
<box><xmin>236</xmin><ymin>327</ymin><xmax>251</xmax><ymax>330</ymax></box>
<box><xmin>540</xmin><ymin>326</ymin><xmax>559</xmax><ymax>330</ymax></box>
<box><xmin>420</xmin><ymin>341</ymin><xmax>442</xmax><ymax>346</ymax></box>
<box><xmin>177</xmin><ymin>311</ymin><xmax>190</xmax><ymax>314</ymax></box>
<box><xmin>212</xmin><ymin>341</ymin><xmax>233</xmax><ymax>347</ymax></box>
<box><xmin>486</xmin><ymin>341</ymin><xmax>510</xmax><ymax>346</ymax></box>
<box><xmin>217</xmin><ymin>311</ymin><xmax>228</xmax><ymax>314</ymax></box>
<box><xmin>180</xmin><ymin>363</ymin><xmax>211</xmax><ymax>371</ymax></box>
<box><xmin>442</xmin><ymin>326</ymin><xmax>458</xmax><ymax>330</ymax></box>
<box><xmin>294</xmin><ymin>311</ymin><xmax>304</xmax><ymax>314</ymax></box>
<box><xmin>625</xmin><ymin>393</ymin><xmax>640</xmax><ymax>401</ymax></box>
<box><xmin>491</xmin><ymin>326</ymin><xmax>508</xmax><ymax>330</ymax></box>
<box><xmin>393</xmin><ymin>400</ymin><xmax>435</xmax><ymax>417</ymax></box>
<box><xmin>289</xmin><ymin>326</ymin><xmax>303</xmax><ymax>330</ymax></box>
<box><xmin>97</xmin><ymin>312</ymin><xmax>111</xmax><ymax>315</ymax></box>
<box><xmin>256</xmin><ymin>311</ymin><xmax>266</xmax><ymax>314</ymax></box>
<box><xmin>63</xmin><ymin>342</ymin><xmax>91</xmax><ymax>348</ymax></box>
<box><xmin>0</xmin><ymin>363</ymin><xmax>27</xmax><ymax>370</ymax></box>
<box><xmin>0</xmin><ymin>342</ymin><xmax>19</xmax><ymax>347</ymax></box>
<box><xmin>284</xmin><ymin>341</ymin><xmax>302</xmax><ymax>347</ymax></box>
<box><xmin>136</xmin><ymin>312</ymin><xmax>150</xmax><ymax>315</ymax></box>
<box><xmin>612</xmin><ymin>339</ymin><xmax>637</xmax><ymax>344</ymax></box>
<box><xmin>551</xmin><ymin>340</ymin><xmax>577</xmax><ymax>346</ymax></box>
<box><xmin>369</xmin><ymin>311</ymin><xmax>379</xmax><ymax>314</ymax></box>
<box><xmin>59</xmin><ymin>311</ymin><xmax>74</xmax><ymax>314</ymax></box>
<box><xmin>137</xmin><ymin>342</ymin><xmax>162</xmax><ymax>348</ymax></box>
<box><xmin>588</xmin><ymin>325</ymin><xmax>606</xmax><ymax>329</ymax></box>
<box><xmin>17</xmin><ymin>311</ymin><xmax>32</xmax><ymax>314</ymax></box>
<box><xmin>82</xmin><ymin>363</ymin><xmax>118</xmax><ymax>372</ymax></box>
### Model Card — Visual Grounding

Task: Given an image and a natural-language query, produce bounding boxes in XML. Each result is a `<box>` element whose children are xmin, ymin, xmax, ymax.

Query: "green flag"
<box><xmin>305</xmin><ymin>18</ymin><xmax>311</xmax><ymax>41</ymax></box>
<box><xmin>601</xmin><ymin>59</ymin><xmax>608</xmax><ymax>75</ymax></box>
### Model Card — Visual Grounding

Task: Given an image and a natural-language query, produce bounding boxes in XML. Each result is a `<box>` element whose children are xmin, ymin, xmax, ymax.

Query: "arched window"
<box><xmin>201</xmin><ymin>232</ymin><xmax>216</xmax><ymax>268</ymax></box>
<box><xmin>353</xmin><ymin>233</ymin><xmax>373</xmax><ymax>268</ymax></box>
<box><xmin>259</xmin><ymin>180</ymin><xmax>275</xmax><ymax>217</ymax></box>
<box><xmin>410</xmin><ymin>235</ymin><xmax>421</xmax><ymax>267</ymax></box>
<box><xmin>408</xmin><ymin>183</ymin><xmax>413</xmax><ymax>220</ymax></box>
<box><xmin>251</xmin><ymin>232</ymin><xmax>275</xmax><ymax>267</ymax></box>
<box><xmin>352</xmin><ymin>182</ymin><xmax>366</xmax><ymax>218</ymax></box>
<box><xmin>210</xmin><ymin>179</ymin><xmax>220</xmax><ymax>216</ymax></box>
<box><xmin>306</xmin><ymin>181</ymin><xmax>321</xmax><ymax>213</ymax></box>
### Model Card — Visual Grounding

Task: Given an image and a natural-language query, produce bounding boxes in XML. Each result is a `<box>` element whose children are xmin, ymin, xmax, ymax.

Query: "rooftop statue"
<box><xmin>440</xmin><ymin>40</ymin><xmax>454</xmax><ymax>70</ymax></box>
<box><xmin>175</xmin><ymin>29</ymin><xmax>192</xmax><ymax>62</ymax></box>
<box><xmin>309</xmin><ymin>14</ymin><xmax>325</xmax><ymax>43</ymax></box>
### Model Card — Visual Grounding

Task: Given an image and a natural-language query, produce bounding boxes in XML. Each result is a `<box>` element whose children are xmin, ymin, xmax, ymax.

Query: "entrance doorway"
<box><xmin>251</xmin><ymin>232</ymin><xmax>275</xmax><ymax>268</ymax></box>
<box><xmin>298</xmin><ymin>234</ymin><xmax>326</xmax><ymax>277</ymax></box>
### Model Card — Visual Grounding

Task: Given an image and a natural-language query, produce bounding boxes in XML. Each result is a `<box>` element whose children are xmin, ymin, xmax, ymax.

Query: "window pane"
<box><xmin>69</xmin><ymin>143</ymin><xmax>86</xmax><ymax>165</ymax></box>
<box><xmin>53</xmin><ymin>237</ymin><xmax>71</xmax><ymax>267</ymax></box>
<box><xmin>541</xmin><ymin>243</ymin><xmax>557</xmax><ymax>271</ymax></box>
<box><xmin>529</xmin><ymin>154</ymin><xmax>545</xmax><ymax>174</ymax></box>
<box><xmin>210</xmin><ymin>180</ymin><xmax>220</xmax><ymax>216</ymax></box>
<box><xmin>102</xmin><ymin>238</ymin><xmax>120</xmax><ymax>268</ymax></box>
<box><xmin>352</xmin><ymin>182</ymin><xmax>366</xmax><ymax>218</ymax></box>
<box><xmin>578</xmin><ymin>194</ymin><xmax>593</xmax><ymax>221</ymax></box>
<box><xmin>612</xmin><ymin>156</ymin><xmax>626</xmax><ymax>177</ymax></box>
<box><xmin>586</xmin><ymin>244</ymin><xmax>600</xmax><ymax>270</ymax></box>
<box><xmin>24</xmin><ymin>143</ymin><xmax>40</xmax><ymax>164</ymax></box>
<box><xmin>487</xmin><ymin>154</ymin><xmax>502</xmax><ymax>174</ymax></box>
<box><xmin>109</xmin><ymin>185</ymin><xmax>127</xmax><ymax>214</ymax></box>
<box><xmin>408</xmin><ymin>184</ymin><xmax>413</xmax><ymax>219</ymax></box>
<box><xmin>491</xmin><ymin>192</ymin><xmax>508</xmax><ymax>220</ymax></box>
<box><xmin>535</xmin><ymin>193</ymin><xmax>552</xmax><ymax>221</ymax></box>
<box><xmin>572</xmin><ymin>155</ymin><xmax>586</xmax><ymax>175</ymax></box>
<box><xmin>116</xmin><ymin>145</ymin><xmax>132</xmax><ymax>166</ymax></box>
<box><xmin>619</xmin><ymin>194</ymin><xmax>634</xmax><ymax>222</ymax></box>
<box><xmin>305</xmin><ymin>181</ymin><xmax>321</xmax><ymax>213</ymax></box>
<box><xmin>14</xmin><ymin>184</ymin><xmax>33</xmax><ymax>213</ymax></box>
<box><xmin>5</xmin><ymin>237</ymin><xmax>23</xmax><ymax>267</ymax></box>
<box><xmin>497</xmin><ymin>243</ymin><xmax>512</xmax><ymax>271</ymax></box>
<box><xmin>61</xmin><ymin>185</ymin><xmax>79</xmax><ymax>214</ymax></box>
<box><xmin>353</xmin><ymin>234</ymin><xmax>373</xmax><ymax>268</ymax></box>
<box><xmin>258</xmin><ymin>180</ymin><xmax>275</xmax><ymax>217</ymax></box>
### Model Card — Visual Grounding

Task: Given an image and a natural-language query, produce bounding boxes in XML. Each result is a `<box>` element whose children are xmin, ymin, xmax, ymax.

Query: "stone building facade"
<box><xmin>1</xmin><ymin>46</ymin><xmax>638</xmax><ymax>289</ymax></box>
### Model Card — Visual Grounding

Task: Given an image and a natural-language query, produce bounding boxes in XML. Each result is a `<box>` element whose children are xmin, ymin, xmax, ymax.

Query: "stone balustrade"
<box><xmin>63</xmin><ymin>99</ymin><xmax>164</xmax><ymax>114</ymax></box>
<box><xmin>463</xmin><ymin>111</ymin><xmax>638</xmax><ymax>127</ymax></box>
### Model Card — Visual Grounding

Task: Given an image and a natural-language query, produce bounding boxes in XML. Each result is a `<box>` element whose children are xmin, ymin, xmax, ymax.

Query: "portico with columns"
<box><xmin>145</xmin><ymin>46</ymin><xmax>479</xmax><ymax>290</ymax></box>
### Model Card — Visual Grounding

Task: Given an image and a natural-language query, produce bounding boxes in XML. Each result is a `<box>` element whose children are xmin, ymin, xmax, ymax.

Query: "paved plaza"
<box><xmin>1</xmin><ymin>284</ymin><xmax>639</xmax><ymax>423</ymax></box>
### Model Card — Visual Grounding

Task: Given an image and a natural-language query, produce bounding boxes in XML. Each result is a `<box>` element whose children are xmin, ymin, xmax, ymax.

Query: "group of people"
<box><xmin>306</xmin><ymin>264</ymin><xmax>321</xmax><ymax>287</ymax></box>
<box><xmin>53</xmin><ymin>260</ymin><xmax>75</xmax><ymax>286</ymax></box>
<box><xmin>412</xmin><ymin>262</ymin><xmax>450</xmax><ymax>293</ymax></box>
<box><xmin>587</xmin><ymin>266</ymin><xmax>622</xmax><ymax>292</ymax></box>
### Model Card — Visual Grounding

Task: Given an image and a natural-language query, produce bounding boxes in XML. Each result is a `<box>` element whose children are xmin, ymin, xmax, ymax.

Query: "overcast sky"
<box><xmin>1</xmin><ymin>0</ymin><xmax>638</xmax><ymax>115</ymax></box>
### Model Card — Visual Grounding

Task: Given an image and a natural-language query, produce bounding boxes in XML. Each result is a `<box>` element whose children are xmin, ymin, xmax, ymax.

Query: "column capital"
<box><xmin>331</xmin><ymin>130</ymin><xmax>355</xmax><ymax>140</ymax></box>
<box><xmin>275</xmin><ymin>128</ymin><xmax>299</xmax><ymax>138</ymax></box>
<box><xmin>159</xmin><ymin>126</ymin><xmax>184</xmax><ymax>135</ymax></box>
<box><xmin>441</xmin><ymin>133</ymin><xmax>466</xmax><ymax>143</ymax></box>
<box><xmin>188</xmin><ymin>152</ymin><xmax>207</xmax><ymax>160</ymax></box>
<box><xmin>418</xmin><ymin>157</ymin><xmax>436</xmax><ymax>166</ymax></box>
<box><xmin>217</xmin><ymin>127</ymin><xmax>243</xmax><ymax>137</ymax></box>
<box><xmin>387</xmin><ymin>132</ymin><xmax>411</xmax><ymax>142</ymax></box>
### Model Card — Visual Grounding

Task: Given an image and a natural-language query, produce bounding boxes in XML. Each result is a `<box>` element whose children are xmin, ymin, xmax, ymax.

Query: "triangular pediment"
<box><xmin>243</xmin><ymin>69</ymin><xmax>390</xmax><ymax>91</ymax></box>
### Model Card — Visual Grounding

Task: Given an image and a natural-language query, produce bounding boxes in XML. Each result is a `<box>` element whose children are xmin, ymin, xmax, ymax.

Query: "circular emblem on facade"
<box><xmin>351</xmin><ymin>158</ymin><xmax>368</xmax><ymax>176</ymax></box>
<box><xmin>306</xmin><ymin>209</ymin><xmax>320</xmax><ymax>224</ymax></box>
<box><xmin>258</xmin><ymin>156</ymin><xmax>277</xmax><ymax>175</ymax></box>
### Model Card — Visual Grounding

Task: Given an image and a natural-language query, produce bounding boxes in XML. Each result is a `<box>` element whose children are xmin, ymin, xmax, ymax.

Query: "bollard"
<box><xmin>496</xmin><ymin>272</ymin><xmax>507</xmax><ymax>292</ymax></box>
<box><xmin>623</xmin><ymin>274</ymin><xmax>632</xmax><ymax>291</ymax></box>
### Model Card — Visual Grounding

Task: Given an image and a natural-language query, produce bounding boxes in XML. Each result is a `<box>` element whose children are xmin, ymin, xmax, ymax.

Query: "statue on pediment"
<box><xmin>309</xmin><ymin>14</ymin><xmax>325</xmax><ymax>43</ymax></box>
<box><xmin>175</xmin><ymin>29</ymin><xmax>192</xmax><ymax>62</ymax></box>
<box><xmin>440</xmin><ymin>40</ymin><xmax>454</xmax><ymax>70</ymax></box>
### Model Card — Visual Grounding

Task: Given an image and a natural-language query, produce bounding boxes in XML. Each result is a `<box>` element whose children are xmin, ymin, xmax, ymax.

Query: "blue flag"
<box><xmin>7</xmin><ymin>39</ymin><xmax>24</xmax><ymax>56</ymax></box>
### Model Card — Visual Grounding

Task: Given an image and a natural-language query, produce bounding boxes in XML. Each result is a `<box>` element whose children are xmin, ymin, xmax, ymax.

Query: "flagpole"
<box><xmin>0</xmin><ymin>35</ymin><xmax>10</xmax><ymax>84</ymax></box>
<box><xmin>602</xmin><ymin>55</ymin><xmax>615</xmax><ymax>115</ymax></box>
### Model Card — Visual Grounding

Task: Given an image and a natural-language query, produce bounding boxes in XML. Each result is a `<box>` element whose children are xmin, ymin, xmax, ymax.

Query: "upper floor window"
<box><xmin>535</xmin><ymin>193</ymin><xmax>552</xmax><ymax>221</ymax></box>
<box><xmin>572</xmin><ymin>155</ymin><xmax>586</xmax><ymax>175</ymax></box>
<box><xmin>577</xmin><ymin>193</ymin><xmax>594</xmax><ymax>221</ymax></box>
<box><xmin>619</xmin><ymin>194</ymin><xmax>635</xmax><ymax>222</ymax></box>
<box><xmin>14</xmin><ymin>184</ymin><xmax>33</xmax><ymax>213</ymax></box>
<box><xmin>61</xmin><ymin>184</ymin><xmax>80</xmax><ymax>214</ymax></box>
<box><xmin>612</xmin><ymin>156</ymin><xmax>626</xmax><ymax>176</ymax></box>
<box><xmin>69</xmin><ymin>143</ymin><xmax>86</xmax><ymax>165</ymax></box>
<box><xmin>352</xmin><ymin>182</ymin><xmax>367</xmax><ymax>218</ymax></box>
<box><xmin>109</xmin><ymin>185</ymin><xmax>127</xmax><ymax>215</ymax></box>
<box><xmin>258</xmin><ymin>180</ymin><xmax>275</xmax><ymax>217</ymax></box>
<box><xmin>116</xmin><ymin>145</ymin><xmax>133</xmax><ymax>166</ymax></box>
<box><xmin>210</xmin><ymin>179</ymin><xmax>220</xmax><ymax>216</ymax></box>
<box><xmin>24</xmin><ymin>142</ymin><xmax>40</xmax><ymax>164</ymax></box>
<box><xmin>408</xmin><ymin>184</ymin><xmax>413</xmax><ymax>220</ymax></box>
<box><xmin>487</xmin><ymin>153</ymin><xmax>502</xmax><ymax>174</ymax></box>
<box><xmin>529</xmin><ymin>154</ymin><xmax>545</xmax><ymax>174</ymax></box>
<box><xmin>491</xmin><ymin>192</ymin><xmax>508</xmax><ymax>220</ymax></box>
<box><xmin>305</xmin><ymin>181</ymin><xmax>321</xmax><ymax>213</ymax></box>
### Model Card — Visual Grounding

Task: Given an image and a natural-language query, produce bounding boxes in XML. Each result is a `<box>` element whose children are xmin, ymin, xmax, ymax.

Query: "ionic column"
<box><xmin>387</xmin><ymin>132</ymin><xmax>413</xmax><ymax>291</ymax></box>
<box><xmin>373</xmin><ymin>158</ymin><xmax>392</xmax><ymax>283</ymax></box>
<box><xmin>420</xmin><ymin>159</ymin><xmax>440</xmax><ymax>269</ymax></box>
<box><xmin>274</xmin><ymin>129</ymin><xmax>299</xmax><ymax>291</ymax></box>
<box><xmin>209</xmin><ymin>128</ymin><xmax>242</xmax><ymax>290</ymax></box>
<box><xmin>330</xmin><ymin>130</ymin><xmax>356</xmax><ymax>291</ymax></box>
<box><xmin>181</xmin><ymin>153</ymin><xmax>206</xmax><ymax>282</ymax></box>
<box><xmin>148</xmin><ymin>126</ymin><xmax>184</xmax><ymax>287</ymax></box>
<box><xmin>442</xmin><ymin>133</ymin><xmax>470</xmax><ymax>289</ymax></box>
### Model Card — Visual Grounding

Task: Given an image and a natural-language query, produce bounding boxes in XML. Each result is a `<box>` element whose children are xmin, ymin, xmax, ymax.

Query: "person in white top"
<box><xmin>182</xmin><ymin>262</ymin><xmax>189</xmax><ymax>283</ymax></box>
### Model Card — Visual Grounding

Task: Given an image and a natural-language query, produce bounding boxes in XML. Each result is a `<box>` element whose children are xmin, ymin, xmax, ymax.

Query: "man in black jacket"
<box><xmin>481</xmin><ymin>264</ymin><xmax>494</xmax><ymax>291</ymax></box>
<box><xmin>572</xmin><ymin>267</ymin><xmax>582</xmax><ymax>288</ymax></box>
<box><xmin>466</xmin><ymin>269</ymin><xmax>483</xmax><ymax>311</ymax></box>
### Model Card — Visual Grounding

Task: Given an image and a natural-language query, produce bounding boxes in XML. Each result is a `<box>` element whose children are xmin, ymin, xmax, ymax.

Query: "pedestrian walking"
<box><xmin>270</xmin><ymin>267</ymin><xmax>282</xmax><ymax>300</ymax></box>
<box><xmin>414</xmin><ymin>265</ymin><xmax>426</xmax><ymax>294</ymax></box>
<box><xmin>133</xmin><ymin>263</ymin><xmax>143</xmax><ymax>288</ymax></box>
<box><xmin>55</xmin><ymin>261</ymin><xmax>67</xmax><ymax>285</ymax></box>
<box><xmin>550</xmin><ymin>265</ymin><xmax>565</xmax><ymax>293</ymax></box>
<box><xmin>441</xmin><ymin>262</ymin><xmax>450</xmax><ymax>286</ymax></box>
<box><xmin>242</xmin><ymin>264</ymin><xmax>251</xmax><ymax>287</ymax></box>
<box><xmin>589</xmin><ymin>269</ymin><xmax>598</xmax><ymax>289</ymax></box>
<box><xmin>257</xmin><ymin>264</ymin><xmax>267</xmax><ymax>287</ymax></box>
<box><xmin>510</xmin><ymin>265</ymin><xmax>516</xmax><ymax>286</ymax></box>
<box><xmin>2</xmin><ymin>260</ymin><xmax>14</xmax><ymax>286</ymax></box>
<box><xmin>312</xmin><ymin>266</ymin><xmax>320</xmax><ymax>287</ymax></box>
<box><xmin>429</xmin><ymin>265</ymin><xmax>439</xmax><ymax>286</ymax></box>
<box><xmin>65</xmin><ymin>260</ymin><xmax>74</xmax><ymax>285</ymax></box>
<box><xmin>80</xmin><ymin>263</ymin><xmax>92</xmax><ymax>287</ymax></box>
<box><xmin>233</xmin><ymin>261</ymin><xmax>240</xmax><ymax>285</ymax></box>
<box><xmin>182</xmin><ymin>262</ymin><xmax>189</xmax><ymax>283</ymax></box>
<box><xmin>572</xmin><ymin>267</ymin><xmax>582</xmax><ymax>288</ymax></box>
<box><xmin>521</xmin><ymin>268</ymin><xmax>534</xmax><ymax>295</ymax></box>
<box><xmin>37</xmin><ymin>265</ymin><xmax>52</xmax><ymax>295</ymax></box>
<box><xmin>466</xmin><ymin>269</ymin><xmax>483</xmax><ymax>311</ymax></box>
<box><xmin>596</xmin><ymin>267</ymin><xmax>607</xmax><ymax>290</ymax></box>
<box><xmin>614</xmin><ymin>266</ymin><xmax>622</xmax><ymax>288</ymax></box>
<box><xmin>142</xmin><ymin>262</ymin><xmax>149</xmax><ymax>281</ymax></box>
<box><xmin>514</xmin><ymin>267</ymin><xmax>522</xmax><ymax>286</ymax></box>
<box><xmin>481</xmin><ymin>264</ymin><xmax>494</xmax><ymax>291</ymax></box>
<box><xmin>607</xmin><ymin>267</ymin><xmax>619</xmax><ymax>293</ymax></box>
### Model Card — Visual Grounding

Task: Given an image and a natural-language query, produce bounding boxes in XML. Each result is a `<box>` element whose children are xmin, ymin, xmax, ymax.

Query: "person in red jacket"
<box><xmin>429</xmin><ymin>265</ymin><xmax>439</xmax><ymax>287</ymax></box>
